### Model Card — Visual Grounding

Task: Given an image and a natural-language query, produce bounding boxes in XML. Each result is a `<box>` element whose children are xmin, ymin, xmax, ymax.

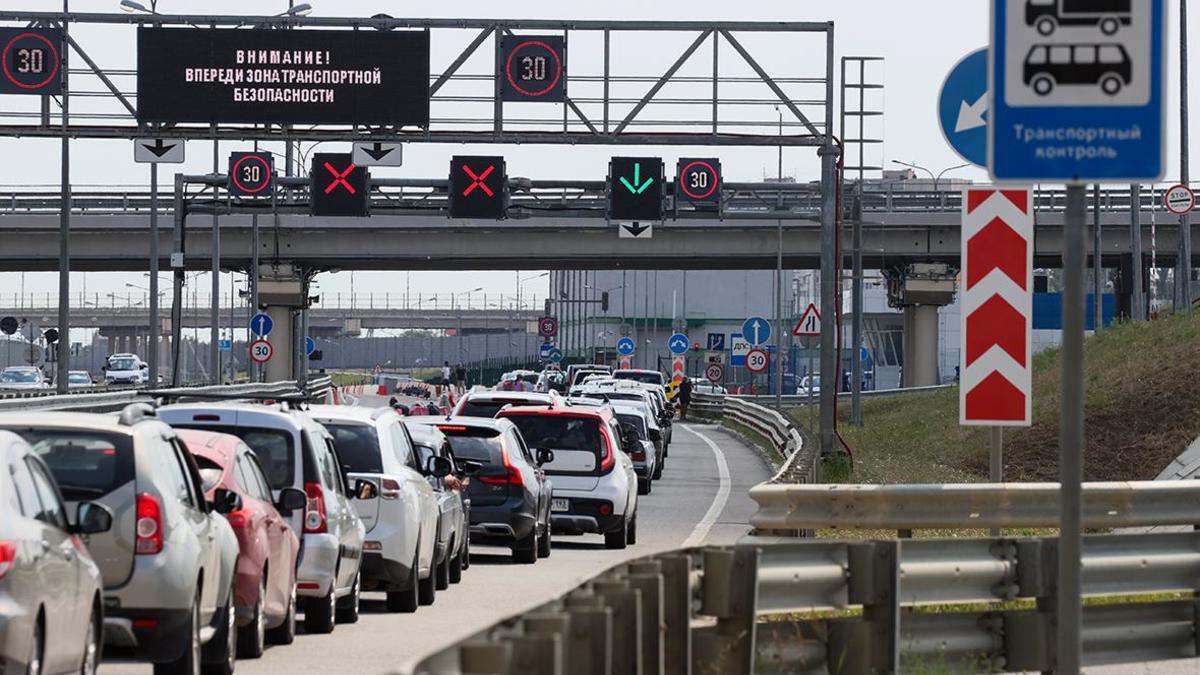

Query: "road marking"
<box><xmin>679</xmin><ymin>424</ymin><xmax>731</xmax><ymax>548</ymax></box>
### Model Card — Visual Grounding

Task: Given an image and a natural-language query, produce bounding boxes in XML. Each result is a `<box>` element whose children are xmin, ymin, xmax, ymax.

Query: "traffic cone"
<box><xmin>377</xmin><ymin>384</ymin><xmax>387</xmax><ymax>396</ymax></box>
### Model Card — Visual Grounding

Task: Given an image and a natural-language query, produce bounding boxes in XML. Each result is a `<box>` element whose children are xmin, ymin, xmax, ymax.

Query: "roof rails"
<box><xmin>148</xmin><ymin>390</ymin><xmax>314</xmax><ymax>410</ymax></box>
<box><xmin>118</xmin><ymin>402</ymin><xmax>158</xmax><ymax>426</ymax></box>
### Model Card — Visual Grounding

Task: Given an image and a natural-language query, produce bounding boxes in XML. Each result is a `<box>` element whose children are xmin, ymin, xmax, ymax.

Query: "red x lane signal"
<box><xmin>449</xmin><ymin>155</ymin><xmax>507</xmax><ymax>220</ymax></box>
<box><xmin>462</xmin><ymin>164</ymin><xmax>496</xmax><ymax>197</ymax></box>
<box><xmin>323</xmin><ymin>161</ymin><xmax>358</xmax><ymax>194</ymax></box>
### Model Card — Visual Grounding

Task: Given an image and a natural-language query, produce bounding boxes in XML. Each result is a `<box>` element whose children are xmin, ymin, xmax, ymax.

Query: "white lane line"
<box><xmin>679</xmin><ymin>424</ymin><xmax>731</xmax><ymax>548</ymax></box>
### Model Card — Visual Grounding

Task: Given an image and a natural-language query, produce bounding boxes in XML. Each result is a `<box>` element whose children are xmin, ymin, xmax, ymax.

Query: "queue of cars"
<box><xmin>0</xmin><ymin>365</ymin><xmax>676</xmax><ymax>674</ymax></box>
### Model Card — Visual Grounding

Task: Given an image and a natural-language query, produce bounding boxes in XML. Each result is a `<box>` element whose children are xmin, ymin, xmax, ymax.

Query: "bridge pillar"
<box><xmin>263</xmin><ymin>305</ymin><xmax>295</xmax><ymax>382</ymax></box>
<box><xmin>885</xmin><ymin>263</ymin><xmax>957</xmax><ymax>388</ymax></box>
<box><xmin>257</xmin><ymin>269</ymin><xmax>311</xmax><ymax>383</ymax></box>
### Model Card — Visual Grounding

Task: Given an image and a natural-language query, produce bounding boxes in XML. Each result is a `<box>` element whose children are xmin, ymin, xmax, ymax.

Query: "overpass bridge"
<box><xmin>0</xmin><ymin>182</ymin><xmax>1190</xmax><ymax>272</ymax></box>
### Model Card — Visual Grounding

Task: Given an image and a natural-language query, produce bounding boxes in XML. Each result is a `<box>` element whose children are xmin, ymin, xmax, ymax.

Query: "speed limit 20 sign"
<box><xmin>745</xmin><ymin>348</ymin><xmax>769</xmax><ymax>374</ymax></box>
<box><xmin>500</xmin><ymin>35</ymin><xmax>566</xmax><ymax>102</ymax></box>
<box><xmin>1164</xmin><ymin>184</ymin><xmax>1195</xmax><ymax>216</ymax></box>
<box><xmin>228</xmin><ymin>151</ymin><xmax>275</xmax><ymax>198</ymax></box>
<box><xmin>676</xmin><ymin>158</ymin><xmax>722</xmax><ymax>205</ymax></box>
<box><xmin>249</xmin><ymin>339</ymin><xmax>274</xmax><ymax>364</ymax></box>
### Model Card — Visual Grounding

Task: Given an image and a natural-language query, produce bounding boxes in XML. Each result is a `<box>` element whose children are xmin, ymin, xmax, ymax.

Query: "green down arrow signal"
<box><xmin>618</xmin><ymin>162</ymin><xmax>654</xmax><ymax>195</ymax></box>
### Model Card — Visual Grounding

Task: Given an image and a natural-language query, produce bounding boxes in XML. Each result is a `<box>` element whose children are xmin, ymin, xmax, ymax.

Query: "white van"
<box><xmin>104</xmin><ymin>353</ymin><xmax>148</xmax><ymax>386</ymax></box>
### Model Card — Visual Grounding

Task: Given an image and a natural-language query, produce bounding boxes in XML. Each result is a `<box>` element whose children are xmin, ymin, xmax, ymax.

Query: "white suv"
<box><xmin>306</xmin><ymin>406</ymin><xmax>443</xmax><ymax>613</ymax></box>
<box><xmin>159</xmin><ymin>404</ymin><xmax>371</xmax><ymax>635</ymax></box>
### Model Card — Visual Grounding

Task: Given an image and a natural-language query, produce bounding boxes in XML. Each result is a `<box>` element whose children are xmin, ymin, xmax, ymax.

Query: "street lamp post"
<box><xmin>890</xmin><ymin>159</ymin><xmax>971</xmax><ymax>192</ymax></box>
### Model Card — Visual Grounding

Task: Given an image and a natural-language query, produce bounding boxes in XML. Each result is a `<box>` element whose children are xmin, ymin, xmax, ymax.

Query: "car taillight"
<box><xmin>303</xmin><ymin>482</ymin><xmax>327</xmax><ymax>534</ymax></box>
<box><xmin>135</xmin><ymin>493</ymin><xmax>163</xmax><ymax>555</ymax></box>
<box><xmin>631</xmin><ymin>449</ymin><xmax>646</xmax><ymax>461</ymax></box>
<box><xmin>380</xmin><ymin>478</ymin><xmax>402</xmax><ymax>500</ymax></box>
<box><xmin>225</xmin><ymin>510</ymin><xmax>246</xmax><ymax>527</ymax></box>
<box><xmin>0</xmin><ymin>540</ymin><xmax>15</xmax><ymax>580</ymax></box>
<box><xmin>598</xmin><ymin>502</ymin><xmax>614</xmax><ymax>516</ymax></box>
<box><xmin>478</xmin><ymin>447</ymin><xmax>524</xmax><ymax>486</ymax></box>
<box><xmin>598</xmin><ymin>429</ymin><xmax>616</xmax><ymax>473</ymax></box>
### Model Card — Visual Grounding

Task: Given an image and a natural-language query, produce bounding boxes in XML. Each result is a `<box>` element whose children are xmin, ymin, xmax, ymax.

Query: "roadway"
<box><xmin>99</xmin><ymin>393</ymin><xmax>773</xmax><ymax>674</ymax></box>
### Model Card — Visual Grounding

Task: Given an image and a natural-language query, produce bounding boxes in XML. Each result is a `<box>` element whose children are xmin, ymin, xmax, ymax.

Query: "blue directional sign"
<box><xmin>305</xmin><ymin>337</ymin><xmax>316</xmax><ymax>356</ymax></box>
<box><xmin>250</xmin><ymin>312</ymin><xmax>273</xmax><ymax>337</ymax></box>
<box><xmin>617</xmin><ymin>336</ymin><xmax>637</xmax><ymax>356</ymax></box>
<box><xmin>938</xmin><ymin>48</ymin><xmax>988</xmax><ymax>167</ymax></box>
<box><xmin>706</xmin><ymin>332</ymin><xmax>725</xmax><ymax>351</ymax></box>
<box><xmin>539</xmin><ymin>342</ymin><xmax>554</xmax><ymax>359</ymax></box>
<box><xmin>741</xmin><ymin>316</ymin><xmax>771</xmax><ymax>346</ymax></box>
<box><xmin>989</xmin><ymin>0</ymin><xmax>1166</xmax><ymax>181</ymax></box>
<box><xmin>218</xmin><ymin>339</ymin><xmax>232</xmax><ymax>353</ymax></box>
<box><xmin>547</xmin><ymin>347</ymin><xmax>563</xmax><ymax>364</ymax></box>
<box><xmin>668</xmin><ymin>332</ymin><xmax>690</xmax><ymax>356</ymax></box>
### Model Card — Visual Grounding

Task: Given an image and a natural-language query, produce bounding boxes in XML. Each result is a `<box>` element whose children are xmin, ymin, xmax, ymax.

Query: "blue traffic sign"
<box><xmin>706</xmin><ymin>332</ymin><xmax>725</xmax><ymax>351</ymax></box>
<box><xmin>741</xmin><ymin>316</ymin><xmax>771</xmax><ymax>346</ymax></box>
<box><xmin>305</xmin><ymin>337</ymin><xmax>316</xmax><ymax>356</ymax></box>
<box><xmin>668</xmin><ymin>333</ymin><xmax>690</xmax><ymax>355</ymax></box>
<box><xmin>218</xmin><ymin>339</ymin><xmax>232</xmax><ymax>353</ymax></box>
<box><xmin>938</xmin><ymin>48</ymin><xmax>988</xmax><ymax>167</ymax></box>
<box><xmin>539</xmin><ymin>342</ymin><xmax>554</xmax><ymax>358</ymax></box>
<box><xmin>617</xmin><ymin>336</ymin><xmax>637</xmax><ymax>356</ymax></box>
<box><xmin>250</xmin><ymin>312</ymin><xmax>273</xmax><ymax>337</ymax></box>
<box><xmin>989</xmin><ymin>0</ymin><xmax>1166</xmax><ymax>181</ymax></box>
<box><xmin>547</xmin><ymin>347</ymin><xmax>563</xmax><ymax>364</ymax></box>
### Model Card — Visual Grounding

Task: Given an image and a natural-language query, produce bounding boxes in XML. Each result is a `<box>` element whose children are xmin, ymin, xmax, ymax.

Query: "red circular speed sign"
<box><xmin>1164</xmin><ymin>184</ymin><xmax>1195</xmax><ymax>216</ymax></box>
<box><xmin>231</xmin><ymin>153</ymin><xmax>273</xmax><ymax>195</ymax></box>
<box><xmin>678</xmin><ymin>160</ymin><xmax>720</xmax><ymax>200</ymax></box>
<box><xmin>2</xmin><ymin>32</ymin><xmax>61</xmax><ymax>91</ymax></box>
<box><xmin>745</xmin><ymin>348</ymin><xmax>769</xmax><ymax>374</ymax></box>
<box><xmin>249</xmin><ymin>339</ymin><xmax>273</xmax><ymax>364</ymax></box>
<box><xmin>504</xmin><ymin>40</ymin><xmax>563</xmax><ymax>98</ymax></box>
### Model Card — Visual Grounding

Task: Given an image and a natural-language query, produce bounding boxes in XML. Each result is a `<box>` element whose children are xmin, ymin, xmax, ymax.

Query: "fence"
<box><xmin>0</xmin><ymin>376</ymin><xmax>332</xmax><ymax>413</ymax></box>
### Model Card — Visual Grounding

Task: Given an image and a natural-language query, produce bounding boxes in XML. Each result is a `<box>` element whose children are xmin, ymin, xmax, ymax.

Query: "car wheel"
<box><xmin>201</xmin><ymin>583</ymin><xmax>237</xmax><ymax>675</ymax></box>
<box><xmin>238</xmin><ymin>578</ymin><xmax>266</xmax><ymax>659</ymax></box>
<box><xmin>418</xmin><ymin>561</ymin><xmax>437</xmax><ymax>606</ymax></box>
<box><xmin>1036</xmin><ymin>17</ymin><xmax>1056</xmax><ymax>35</ymax></box>
<box><xmin>627</xmin><ymin>514</ymin><xmax>638</xmax><ymax>546</ymax></box>
<box><xmin>461</xmin><ymin>534</ymin><xmax>471</xmax><ymax>570</ymax></box>
<box><xmin>388</xmin><ymin>548</ymin><xmax>421</xmax><ymax>613</ymax></box>
<box><xmin>335</xmin><ymin>571</ymin><xmax>361</xmax><ymax>624</ymax></box>
<box><xmin>604</xmin><ymin>521</ymin><xmax>628</xmax><ymax>550</ymax></box>
<box><xmin>434</xmin><ymin>551</ymin><xmax>450</xmax><ymax>591</ymax></box>
<box><xmin>536</xmin><ymin>525</ymin><xmax>552</xmax><ymax>559</ymax></box>
<box><xmin>1101</xmin><ymin>74</ymin><xmax>1123</xmax><ymax>96</ymax></box>
<box><xmin>26</xmin><ymin>615</ymin><xmax>42</xmax><ymax>675</ymax></box>
<box><xmin>265</xmin><ymin>582</ymin><xmax>296</xmax><ymax>645</ymax></box>
<box><xmin>1031</xmin><ymin>74</ymin><xmax>1054</xmax><ymax>97</ymax></box>
<box><xmin>80</xmin><ymin>605</ymin><xmax>101</xmax><ymax>675</ymax></box>
<box><xmin>1100</xmin><ymin>16</ymin><xmax>1119</xmax><ymax>35</ymax></box>
<box><xmin>303</xmin><ymin>583</ymin><xmax>337</xmax><ymax>634</ymax></box>
<box><xmin>512</xmin><ymin>529</ymin><xmax>538</xmax><ymax>564</ymax></box>
<box><xmin>155</xmin><ymin>593</ymin><xmax>200</xmax><ymax>675</ymax></box>
<box><xmin>448</xmin><ymin>540</ymin><xmax>464</xmax><ymax>583</ymax></box>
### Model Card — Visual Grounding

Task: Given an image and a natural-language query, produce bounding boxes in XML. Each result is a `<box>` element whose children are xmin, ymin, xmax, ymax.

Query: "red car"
<box><xmin>178</xmin><ymin>428</ymin><xmax>305</xmax><ymax>658</ymax></box>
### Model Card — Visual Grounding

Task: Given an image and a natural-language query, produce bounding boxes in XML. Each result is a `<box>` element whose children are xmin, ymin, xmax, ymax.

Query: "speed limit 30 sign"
<box><xmin>1164</xmin><ymin>184</ymin><xmax>1195</xmax><ymax>215</ymax></box>
<box><xmin>249</xmin><ymin>339</ymin><xmax>274</xmax><ymax>364</ymax></box>
<box><xmin>745</xmin><ymin>348</ymin><xmax>769</xmax><ymax>374</ymax></box>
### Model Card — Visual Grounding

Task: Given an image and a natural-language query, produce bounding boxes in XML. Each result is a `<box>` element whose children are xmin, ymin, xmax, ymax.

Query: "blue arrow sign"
<box><xmin>668</xmin><ymin>332</ymin><xmax>689</xmax><ymax>355</ymax></box>
<box><xmin>938</xmin><ymin>48</ymin><xmax>988</xmax><ymax>168</ymax></box>
<box><xmin>547</xmin><ymin>348</ymin><xmax>563</xmax><ymax>364</ymax></box>
<box><xmin>989</xmin><ymin>0</ymin><xmax>1166</xmax><ymax>181</ymax></box>
<box><xmin>706</xmin><ymin>332</ymin><xmax>725</xmax><ymax>351</ymax></box>
<box><xmin>741</xmin><ymin>316</ymin><xmax>770</xmax><ymax>346</ymax></box>
<box><xmin>305</xmin><ymin>337</ymin><xmax>316</xmax><ymax>356</ymax></box>
<box><xmin>617</xmin><ymin>336</ymin><xmax>637</xmax><ymax>356</ymax></box>
<box><xmin>250</xmin><ymin>312</ymin><xmax>273</xmax><ymax>337</ymax></box>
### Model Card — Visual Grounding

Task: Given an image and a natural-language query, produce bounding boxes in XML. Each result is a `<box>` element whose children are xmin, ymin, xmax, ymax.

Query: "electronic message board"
<box><xmin>137</xmin><ymin>27</ymin><xmax>429</xmax><ymax>126</ymax></box>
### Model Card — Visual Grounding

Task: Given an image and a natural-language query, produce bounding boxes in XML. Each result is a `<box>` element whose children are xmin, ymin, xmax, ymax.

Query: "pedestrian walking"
<box><xmin>455</xmin><ymin>362</ymin><xmax>467</xmax><ymax>394</ymax></box>
<box><xmin>678</xmin><ymin>377</ymin><xmax>693</xmax><ymax>421</ymax></box>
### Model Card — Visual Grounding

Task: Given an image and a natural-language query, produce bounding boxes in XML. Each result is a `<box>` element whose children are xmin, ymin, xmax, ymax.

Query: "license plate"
<box><xmin>551</xmin><ymin>498</ymin><xmax>570</xmax><ymax>512</ymax></box>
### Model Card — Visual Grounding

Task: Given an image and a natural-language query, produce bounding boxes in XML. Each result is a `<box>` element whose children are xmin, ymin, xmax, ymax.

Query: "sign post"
<box><xmin>989</xmin><ymin>1</ymin><xmax>1166</xmax><ymax>668</ymax></box>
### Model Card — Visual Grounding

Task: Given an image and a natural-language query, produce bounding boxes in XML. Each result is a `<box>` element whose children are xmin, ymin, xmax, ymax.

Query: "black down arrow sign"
<box><xmin>623</xmin><ymin>223</ymin><xmax>650</xmax><ymax>237</ymax></box>
<box><xmin>363</xmin><ymin>142</ymin><xmax>394</xmax><ymax>161</ymax></box>
<box><xmin>143</xmin><ymin>139</ymin><xmax>177</xmax><ymax>158</ymax></box>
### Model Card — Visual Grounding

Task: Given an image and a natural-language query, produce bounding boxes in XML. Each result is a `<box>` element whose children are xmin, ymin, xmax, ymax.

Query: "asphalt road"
<box><xmin>100</xmin><ymin>396</ymin><xmax>772</xmax><ymax>674</ymax></box>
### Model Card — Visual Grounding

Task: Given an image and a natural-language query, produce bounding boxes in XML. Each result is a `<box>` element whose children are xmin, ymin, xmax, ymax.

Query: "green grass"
<box><xmin>723</xmin><ymin>419</ymin><xmax>785</xmax><ymax>470</ymax></box>
<box><xmin>330</xmin><ymin>371</ymin><xmax>372</xmax><ymax>387</ymax></box>
<box><xmin>790</xmin><ymin>311</ymin><xmax>1200</xmax><ymax>485</ymax></box>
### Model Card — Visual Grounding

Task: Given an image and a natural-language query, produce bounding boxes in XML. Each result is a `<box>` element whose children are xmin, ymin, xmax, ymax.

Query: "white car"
<box><xmin>451</xmin><ymin>390</ymin><xmax>560</xmax><ymax>418</ymax></box>
<box><xmin>496</xmin><ymin>402</ymin><xmax>638</xmax><ymax>550</ymax></box>
<box><xmin>103</xmin><ymin>354</ymin><xmax>148</xmax><ymax>386</ymax></box>
<box><xmin>0</xmin><ymin>367</ymin><xmax>48</xmax><ymax>391</ymax></box>
<box><xmin>610</xmin><ymin>404</ymin><xmax>661</xmax><ymax>495</ymax></box>
<box><xmin>306</xmin><ymin>406</ymin><xmax>443</xmax><ymax>613</ymax></box>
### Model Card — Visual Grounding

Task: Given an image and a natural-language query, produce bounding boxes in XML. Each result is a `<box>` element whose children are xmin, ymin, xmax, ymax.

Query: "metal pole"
<box><xmin>989</xmin><ymin>426</ymin><xmax>1003</xmax><ymax>536</ymax></box>
<box><xmin>249</xmin><ymin>138</ymin><xmax>261</xmax><ymax>381</ymax></box>
<box><xmin>1131</xmin><ymin>184</ymin><xmax>1144</xmax><ymax>321</ymax></box>
<box><xmin>171</xmin><ymin>175</ymin><xmax>184</xmax><ymax>386</ymax></box>
<box><xmin>1092</xmin><ymin>184</ymin><xmax>1102</xmax><ymax>331</ymax></box>
<box><xmin>148</xmin><ymin>164</ymin><xmax>159</xmax><ymax>386</ymax></box>
<box><xmin>775</xmin><ymin>219</ymin><xmax>783</xmax><ymax>410</ymax></box>
<box><xmin>210</xmin><ymin>140</ymin><xmax>220</xmax><ymax>384</ymax></box>
<box><xmin>851</xmin><ymin>188</ymin><xmax>863</xmax><ymax>425</ymax></box>
<box><xmin>807</xmin><ymin>336</ymin><xmax>814</xmax><ymax>431</ymax></box>
<box><xmin>817</xmin><ymin>24</ymin><xmax>839</xmax><ymax>460</ymax></box>
<box><xmin>1058</xmin><ymin>183</ymin><xmax>1087</xmax><ymax>675</ymax></box>
<box><xmin>1180</xmin><ymin>0</ymin><xmax>1192</xmax><ymax>312</ymax></box>
<box><xmin>55</xmin><ymin>0</ymin><xmax>71</xmax><ymax>394</ymax></box>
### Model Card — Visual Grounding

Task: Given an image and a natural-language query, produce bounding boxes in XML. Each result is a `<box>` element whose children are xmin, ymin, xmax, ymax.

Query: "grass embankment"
<box><xmin>789</xmin><ymin>311</ymin><xmax>1200</xmax><ymax>485</ymax></box>
<box><xmin>330</xmin><ymin>372</ymin><xmax>372</xmax><ymax>387</ymax></box>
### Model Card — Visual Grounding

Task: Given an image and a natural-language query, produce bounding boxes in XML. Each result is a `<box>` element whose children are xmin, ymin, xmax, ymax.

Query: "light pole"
<box><xmin>517</xmin><ymin>272</ymin><xmax>549</xmax><ymax>311</ymax></box>
<box><xmin>890</xmin><ymin>159</ymin><xmax>971</xmax><ymax>192</ymax></box>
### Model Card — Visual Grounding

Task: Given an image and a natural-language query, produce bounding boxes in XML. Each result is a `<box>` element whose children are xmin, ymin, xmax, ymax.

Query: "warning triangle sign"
<box><xmin>792</xmin><ymin>303</ymin><xmax>821</xmax><ymax>337</ymax></box>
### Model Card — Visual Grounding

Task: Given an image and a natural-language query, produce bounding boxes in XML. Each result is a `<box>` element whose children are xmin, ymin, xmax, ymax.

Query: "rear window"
<box><xmin>616</xmin><ymin>414</ymin><xmax>647</xmax><ymax>440</ymax></box>
<box><xmin>457</xmin><ymin>400</ymin><xmax>512</xmax><ymax>418</ymax></box>
<box><xmin>438</xmin><ymin>426</ymin><xmax>504</xmax><ymax>464</ymax></box>
<box><xmin>322</xmin><ymin>423</ymin><xmax>383</xmax><ymax>474</ymax></box>
<box><xmin>15</xmin><ymin>430</ymin><xmax>135</xmax><ymax>502</ymax></box>
<box><xmin>504</xmin><ymin>415</ymin><xmax>602</xmax><ymax>453</ymax></box>
<box><xmin>615</xmin><ymin>371</ymin><xmax>664</xmax><ymax>385</ymax></box>
<box><xmin>173</xmin><ymin>424</ymin><xmax>295</xmax><ymax>490</ymax></box>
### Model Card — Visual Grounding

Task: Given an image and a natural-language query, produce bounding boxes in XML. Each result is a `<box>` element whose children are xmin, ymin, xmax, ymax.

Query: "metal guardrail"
<box><xmin>0</xmin><ymin>376</ymin><xmax>332</xmax><ymax>413</ymax></box>
<box><xmin>405</xmin><ymin>530</ymin><xmax>1200</xmax><ymax>674</ymax></box>
<box><xmin>735</xmin><ymin>382</ymin><xmax>954</xmax><ymax>406</ymax></box>
<box><xmin>749</xmin><ymin>481</ymin><xmax>1200</xmax><ymax>532</ymax></box>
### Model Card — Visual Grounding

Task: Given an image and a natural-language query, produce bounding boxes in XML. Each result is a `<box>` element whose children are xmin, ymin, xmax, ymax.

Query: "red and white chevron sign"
<box><xmin>960</xmin><ymin>188</ymin><xmax>1033</xmax><ymax>426</ymax></box>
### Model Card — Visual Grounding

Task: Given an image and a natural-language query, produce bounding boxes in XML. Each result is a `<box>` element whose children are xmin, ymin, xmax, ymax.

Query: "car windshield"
<box><xmin>504</xmin><ymin>415</ymin><xmax>601</xmax><ymax>453</ymax></box>
<box><xmin>14</xmin><ymin>430</ymin><xmax>135</xmax><ymax>501</ymax></box>
<box><xmin>68</xmin><ymin>373</ymin><xmax>91</xmax><ymax>384</ymax></box>
<box><xmin>614</xmin><ymin>371</ymin><xmax>664</xmax><ymax>385</ymax></box>
<box><xmin>174</xmin><ymin>424</ymin><xmax>295</xmax><ymax>489</ymax></box>
<box><xmin>321</xmin><ymin>422</ymin><xmax>383</xmax><ymax>474</ymax></box>
<box><xmin>109</xmin><ymin>358</ymin><xmax>139</xmax><ymax>370</ymax></box>
<box><xmin>1</xmin><ymin>370</ymin><xmax>39</xmax><ymax>383</ymax></box>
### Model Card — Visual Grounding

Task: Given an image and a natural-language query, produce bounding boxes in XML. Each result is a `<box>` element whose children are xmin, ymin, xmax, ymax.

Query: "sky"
<box><xmin>0</xmin><ymin>0</ymin><xmax>1196</xmax><ymax>307</ymax></box>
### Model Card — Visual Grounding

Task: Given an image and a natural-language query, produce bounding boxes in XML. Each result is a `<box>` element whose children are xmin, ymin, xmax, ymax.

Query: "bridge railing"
<box><xmin>0</xmin><ymin>376</ymin><xmax>332</xmax><ymax>413</ymax></box>
<box><xmin>0</xmin><ymin>291</ymin><xmax>544</xmax><ymax>313</ymax></box>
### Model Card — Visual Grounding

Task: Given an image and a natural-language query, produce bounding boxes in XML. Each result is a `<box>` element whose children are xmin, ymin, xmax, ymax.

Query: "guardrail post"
<box><xmin>831</xmin><ymin>541</ymin><xmax>898</xmax><ymax>673</ymax></box>
<box><xmin>509</xmin><ymin>633</ymin><xmax>563</xmax><ymax>675</ymax></box>
<box><xmin>524</xmin><ymin>613</ymin><xmax>571</xmax><ymax>671</ymax></box>
<box><xmin>629</xmin><ymin>561</ymin><xmax>666</xmax><ymax>675</ymax></box>
<box><xmin>695</xmin><ymin>547</ymin><xmax>759</xmax><ymax>675</ymax></box>
<box><xmin>460</xmin><ymin>641</ymin><xmax>513</xmax><ymax>675</ymax></box>
<box><xmin>595</xmin><ymin>579</ymin><xmax>644</xmax><ymax>675</ymax></box>
<box><xmin>658</xmin><ymin>554</ymin><xmax>693</xmax><ymax>675</ymax></box>
<box><xmin>564</xmin><ymin>592</ymin><xmax>614</xmax><ymax>675</ymax></box>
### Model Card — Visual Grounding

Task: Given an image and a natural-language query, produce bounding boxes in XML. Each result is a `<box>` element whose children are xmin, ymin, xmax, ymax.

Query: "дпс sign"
<box><xmin>136</xmin><ymin>27</ymin><xmax>430</xmax><ymax>127</ymax></box>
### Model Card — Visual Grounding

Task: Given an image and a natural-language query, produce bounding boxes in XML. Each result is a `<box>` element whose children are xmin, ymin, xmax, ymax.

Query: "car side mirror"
<box><xmin>140</xmin><ymin>364</ymin><xmax>149</xmax><ymax>370</ymax></box>
<box><xmin>457</xmin><ymin>459</ymin><xmax>483</xmax><ymax>477</ymax></box>
<box><xmin>649</xmin><ymin>428</ymin><xmax>662</xmax><ymax>442</ymax></box>
<box><xmin>535</xmin><ymin>448</ymin><xmax>555</xmax><ymax>466</ymax></box>
<box><xmin>210</xmin><ymin>487</ymin><xmax>242</xmax><ymax>515</ymax></box>
<box><xmin>72</xmin><ymin>501</ymin><xmax>113</xmax><ymax>535</ymax></box>
<box><xmin>353</xmin><ymin>478</ymin><xmax>378</xmax><ymax>500</ymax></box>
<box><xmin>276</xmin><ymin>487</ymin><xmax>307</xmax><ymax>513</ymax></box>
<box><xmin>424</xmin><ymin>455</ymin><xmax>453</xmax><ymax>479</ymax></box>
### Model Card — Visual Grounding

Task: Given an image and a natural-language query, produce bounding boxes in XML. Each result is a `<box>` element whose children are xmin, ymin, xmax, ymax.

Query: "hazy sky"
<box><xmin>0</xmin><ymin>0</ymin><xmax>1196</xmax><ymax>305</ymax></box>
